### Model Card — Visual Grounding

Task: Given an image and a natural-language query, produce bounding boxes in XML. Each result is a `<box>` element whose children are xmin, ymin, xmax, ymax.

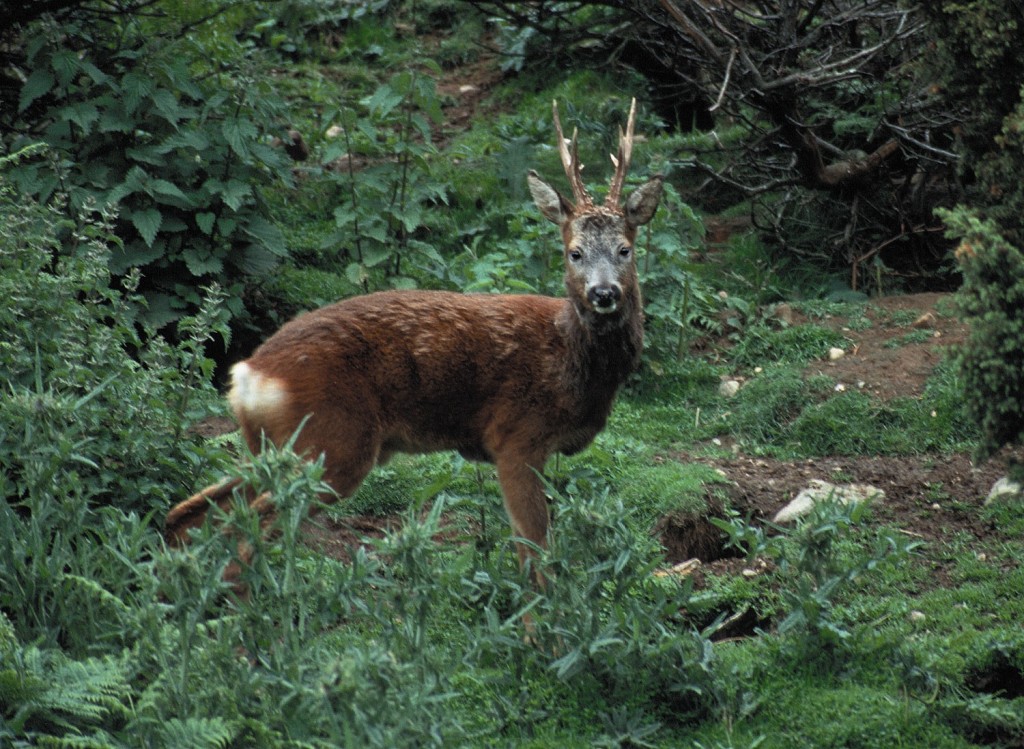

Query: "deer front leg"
<box><xmin>495</xmin><ymin>453</ymin><xmax>550</xmax><ymax>585</ymax></box>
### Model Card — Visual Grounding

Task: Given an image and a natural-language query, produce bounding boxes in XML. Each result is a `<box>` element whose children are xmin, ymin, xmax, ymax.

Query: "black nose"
<box><xmin>588</xmin><ymin>285</ymin><xmax>621</xmax><ymax>308</ymax></box>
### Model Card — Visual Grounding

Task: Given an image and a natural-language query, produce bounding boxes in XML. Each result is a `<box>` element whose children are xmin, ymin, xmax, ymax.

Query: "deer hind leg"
<box><xmin>293</xmin><ymin>411</ymin><xmax>381</xmax><ymax>505</ymax></box>
<box><xmin>165</xmin><ymin>477</ymin><xmax>247</xmax><ymax>547</ymax></box>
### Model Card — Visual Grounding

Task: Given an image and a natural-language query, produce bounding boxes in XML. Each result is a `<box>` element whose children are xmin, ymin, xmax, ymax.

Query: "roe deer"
<box><xmin>165</xmin><ymin>98</ymin><xmax>663</xmax><ymax>577</ymax></box>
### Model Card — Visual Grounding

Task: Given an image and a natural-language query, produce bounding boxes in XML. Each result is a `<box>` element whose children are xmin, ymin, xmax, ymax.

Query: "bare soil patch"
<box><xmin>800</xmin><ymin>292</ymin><xmax>967</xmax><ymax>401</ymax></box>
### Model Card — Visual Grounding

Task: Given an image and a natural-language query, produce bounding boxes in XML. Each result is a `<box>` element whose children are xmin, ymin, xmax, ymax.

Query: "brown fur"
<box><xmin>165</xmin><ymin>101</ymin><xmax>663</xmax><ymax>580</ymax></box>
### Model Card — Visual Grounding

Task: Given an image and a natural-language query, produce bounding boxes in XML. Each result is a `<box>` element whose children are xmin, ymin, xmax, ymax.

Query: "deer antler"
<box><xmin>605</xmin><ymin>97</ymin><xmax>637</xmax><ymax>209</ymax></box>
<box><xmin>552</xmin><ymin>101</ymin><xmax>593</xmax><ymax>208</ymax></box>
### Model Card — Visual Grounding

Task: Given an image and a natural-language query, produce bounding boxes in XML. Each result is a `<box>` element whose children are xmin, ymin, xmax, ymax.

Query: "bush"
<box><xmin>925</xmin><ymin>1</ymin><xmax>1024</xmax><ymax>462</ymax></box>
<box><xmin>944</xmin><ymin>209</ymin><xmax>1024</xmax><ymax>462</ymax></box>
<box><xmin>0</xmin><ymin>152</ymin><xmax>227</xmax><ymax>650</ymax></box>
<box><xmin>4</xmin><ymin>5</ymin><xmax>292</xmax><ymax>327</ymax></box>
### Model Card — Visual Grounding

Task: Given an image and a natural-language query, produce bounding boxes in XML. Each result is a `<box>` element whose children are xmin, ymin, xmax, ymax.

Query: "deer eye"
<box><xmin>619</xmin><ymin>245</ymin><xmax>632</xmax><ymax>258</ymax></box>
<box><xmin>569</xmin><ymin>250</ymin><xmax>583</xmax><ymax>262</ymax></box>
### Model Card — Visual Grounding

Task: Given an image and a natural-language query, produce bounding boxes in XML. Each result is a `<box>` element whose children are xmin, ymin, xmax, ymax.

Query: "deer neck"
<box><xmin>556</xmin><ymin>291</ymin><xmax>644</xmax><ymax>394</ymax></box>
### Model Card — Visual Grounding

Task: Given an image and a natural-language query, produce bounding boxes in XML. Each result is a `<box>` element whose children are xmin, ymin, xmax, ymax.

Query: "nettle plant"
<box><xmin>7</xmin><ymin>9</ymin><xmax>291</xmax><ymax>326</ymax></box>
<box><xmin>321</xmin><ymin>67</ymin><xmax>450</xmax><ymax>291</ymax></box>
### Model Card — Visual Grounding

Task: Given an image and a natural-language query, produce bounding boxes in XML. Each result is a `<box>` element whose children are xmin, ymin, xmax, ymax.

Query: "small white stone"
<box><xmin>325</xmin><ymin>124</ymin><xmax>343</xmax><ymax>139</ymax></box>
<box><xmin>976</xmin><ymin>552</ymin><xmax>987</xmax><ymax>562</ymax></box>
<box><xmin>834</xmin><ymin>383</ymin><xmax>846</xmax><ymax>392</ymax></box>
<box><xmin>909</xmin><ymin>610</ymin><xmax>926</xmax><ymax>623</ymax></box>
<box><xmin>828</xmin><ymin>347</ymin><xmax>846</xmax><ymax>361</ymax></box>
<box><xmin>930</xmin><ymin>503</ymin><xmax>941</xmax><ymax>511</ymax></box>
<box><xmin>772</xmin><ymin>479</ymin><xmax>885</xmax><ymax>523</ymax></box>
<box><xmin>741</xmin><ymin>568</ymin><xmax>758</xmax><ymax>578</ymax></box>
<box><xmin>719</xmin><ymin>379</ymin><xmax>741</xmax><ymax>397</ymax></box>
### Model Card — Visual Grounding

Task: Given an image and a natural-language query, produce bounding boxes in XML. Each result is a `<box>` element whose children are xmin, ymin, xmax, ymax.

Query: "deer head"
<box><xmin>527</xmin><ymin>98</ymin><xmax>664</xmax><ymax>323</ymax></box>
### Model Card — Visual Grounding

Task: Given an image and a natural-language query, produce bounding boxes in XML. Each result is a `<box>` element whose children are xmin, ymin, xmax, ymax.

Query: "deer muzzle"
<box><xmin>587</xmin><ymin>284</ymin><xmax>622</xmax><ymax>313</ymax></box>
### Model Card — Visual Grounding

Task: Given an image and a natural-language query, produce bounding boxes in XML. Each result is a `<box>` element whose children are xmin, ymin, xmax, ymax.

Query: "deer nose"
<box><xmin>588</xmin><ymin>284</ymin><xmax>622</xmax><ymax>311</ymax></box>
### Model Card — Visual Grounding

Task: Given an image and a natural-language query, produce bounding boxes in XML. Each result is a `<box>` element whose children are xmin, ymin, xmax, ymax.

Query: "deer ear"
<box><xmin>528</xmin><ymin>170</ymin><xmax>573</xmax><ymax>225</ymax></box>
<box><xmin>624</xmin><ymin>175</ymin><xmax>664</xmax><ymax>228</ymax></box>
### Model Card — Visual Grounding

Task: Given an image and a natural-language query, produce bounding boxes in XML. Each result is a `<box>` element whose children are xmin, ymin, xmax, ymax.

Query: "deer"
<box><xmin>165</xmin><ymin>98</ymin><xmax>664</xmax><ymax>583</ymax></box>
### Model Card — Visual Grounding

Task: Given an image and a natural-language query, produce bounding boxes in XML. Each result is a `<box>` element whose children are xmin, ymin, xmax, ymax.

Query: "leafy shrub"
<box><xmin>943</xmin><ymin>208</ymin><xmax>1024</xmax><ymax>462</ymax></box>
<box><xmin>0</xmin><ymin>166</ymin><xmax>227</xmax><ymax>520</ymax></box>
<box><xmin>0</xmin><ymin>151</ymin><xmax>230</xmax><ymax>653</ymax></box>
<box><xmin>925</xmin><ymin>2</ymin><xmax>1024</xmax><ymax>462</ymax></box>
<box><xmin>5</xmin><ymin>7</ymin><xmax>292</xmax><ymax>326</ymax></box>
<box><xmin>321</xmin><ymin>67</ymin><xmax>450</xmax><ymax>291</ymax></box>
<box><xmin>526</xmin><ymin>485</ymin><xmax>716</xmax><ymax>726</ymax></box>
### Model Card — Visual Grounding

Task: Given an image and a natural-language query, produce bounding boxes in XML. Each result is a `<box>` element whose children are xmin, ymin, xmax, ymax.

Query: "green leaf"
<box><xmin>238</xmin><ymin>244</ymin><xmax>281</xmax><ymax>275</ymax></box>
<box><xmin>362</xmin><ymin>245</ymin><xmax>392</xmax><ymax>268</ymax></box>
<box><xmin>79</xmin><ymin>60</ymin><xmax>109</xmax><ymax>86</ymax></box>
<box><xmin>365</xmin><ymin>84</ymin><xmax>403</xmax><ymax>118</ymax></box>
<box><xmin>148</xmin><ymin>179</ymin><xmax>192</xmax><ymax>208</ymax></box>
<box><xmin>126</xmin><ymin>145</ymin><xmax>166</xmax><ymax>166</ymax></box>
<box><xmin>151</xmin><ymin>88</ymin><xmax>186</xmax><ymax>124</ymax></box>
<box><xmin>196</xmin><ymin>212</ymin><xmax>216</xmax><ymax>235</ymax></box>
<box><xmin>182</xmin><ymin>248</ymin><xmax>224</xmax><ymax>276</ymax></box>
<box><xmin>243</xmin><ymin>216</ymin><xmax>287</xmax><ymax>257</ymax></box>
<box><xmin>217</xmin><ymin>216</ymin><xmax>237</xmax><ymax>235</ymax></box>
<box><xmin>346</xmin><ymin>262</ymin><xmax>369</xmax><ymax>287</ymax></box>
<box><xmin>121</xmin><ymin>72</ymin><xmax>153</xmax><ymax>114</ymax></box>
<box><xmin>50</xmin><ymin>49</ymin><xmax>81</xmax><ymax>87</ymax></box>
<box><xmin>58</xmin><ymin>102</ymin><xmax>100</xmax><ymax>133</ymax></box>
<box><xmin>97</xmin><ymin>101</ymin><xmax>135</xmax><ymax>134</ymax></box>
<box><xmin>217</xmin><ymin>179</ymin><xmax>251</xmax><ymax>211</ymax></box>
<box><xmin>18</xmin><ymin>68</ymin><xmax>54</xmax><ymax>113</ymax></box>
<box><xmin>222</xmin><ymin>118</ymin><xmax>258</xmax><ymax>158</ymax></box>
<box><xmin>158</xmin><ymin>129</ymin><xmax>211</xmax><ymax>154</ymax></box>
<box><xmin>110</xmin><ymin>237</ymin><xmax>164</xmax><ymax>273</ymax></box>
<box><xmin>107</xmin><ymin>166</ymin><xmax>149</xmax><ymax>204</ymax></box>
<box><xmin>131</xmin><ymin>208</ymin><xmax>162</xmax><ymax>247</ymax></box>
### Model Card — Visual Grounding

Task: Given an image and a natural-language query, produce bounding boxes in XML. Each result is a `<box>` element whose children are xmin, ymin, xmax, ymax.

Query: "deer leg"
<box><xmin>293</xmin><ymin>411</ymin><xmax>381</xmax><ymax>507</ymax></box>
<box><xmin>165</xmin><ymin>477</ymin><xmax>246</xmax><ymax>547</ymax></box>
<box><xmin>495</xmin><ymin>454</ymin><xmax>550</xmax><ymax>584</ymax></box>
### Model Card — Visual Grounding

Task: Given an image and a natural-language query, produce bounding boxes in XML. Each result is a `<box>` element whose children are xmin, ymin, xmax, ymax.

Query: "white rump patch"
<box><xmin>228</xmin><ymin>362</ymin><xmax>288</xmax><ymax>419</ymax></box>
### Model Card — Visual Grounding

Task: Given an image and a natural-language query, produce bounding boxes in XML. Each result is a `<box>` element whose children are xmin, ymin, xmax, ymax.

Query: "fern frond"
<box><xmin>0</xmin><ymin>645</ymin><xmax>130</xmax><ymax>735</ymax></box>
<box><xmin>34</xmin><ymin>729</ymin><xmax>126</xmax><ymax>748</ymax></box>
<box><xmin>158</xmin><ymin>717</ymin><xmax>236</xmax><ymax>749</ymax></box>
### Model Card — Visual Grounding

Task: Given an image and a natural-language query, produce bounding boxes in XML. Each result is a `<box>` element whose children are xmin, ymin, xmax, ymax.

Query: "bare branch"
<box><xmin>710</xmin><ymin>46</ymin><xmax>737</xmax><ymax>112</ymax></box>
